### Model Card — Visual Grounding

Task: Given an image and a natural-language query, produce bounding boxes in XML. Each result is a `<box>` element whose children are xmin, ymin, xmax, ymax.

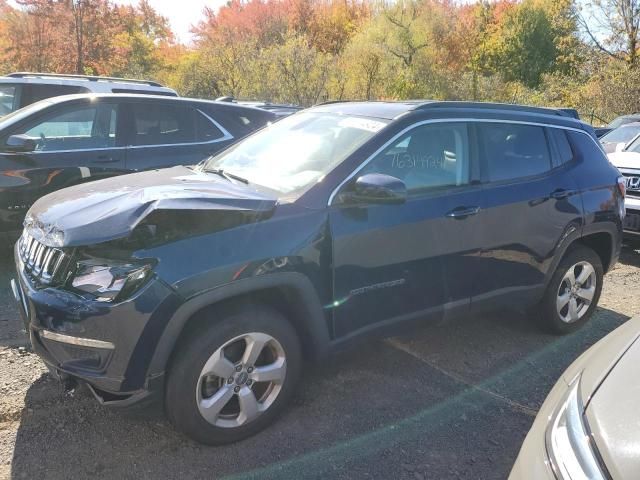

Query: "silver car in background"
<box><xmin>510</xmin><ymin>316</ymin><xmax>640</xmax><ymax>479</ymax></box>
<box><xmin>600</xmin><ymin>122</ymin><xmax>640</xmax><ymax>153</ymax></box>
<box><xmin>608</xmin><ymin>138</ymin><xmax>640</xmax><ymax>237</ymax></box>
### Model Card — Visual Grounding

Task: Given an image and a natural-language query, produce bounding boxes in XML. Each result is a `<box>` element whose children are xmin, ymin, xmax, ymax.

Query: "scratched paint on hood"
<box><xmin>25</xmin><ymin>165</ymin><xmax>277</xmax><ymax>247</ymax></box>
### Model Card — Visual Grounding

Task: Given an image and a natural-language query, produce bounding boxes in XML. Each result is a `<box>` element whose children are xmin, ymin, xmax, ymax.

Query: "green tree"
<box><xmin>487</xmin><ymin>0</ymin><xmax>557</xmax><ymax>88</ymax></box>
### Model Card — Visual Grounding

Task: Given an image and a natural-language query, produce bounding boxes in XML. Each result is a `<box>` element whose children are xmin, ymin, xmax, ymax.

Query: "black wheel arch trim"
<box><xmin>545</xmin><ymin>221</ymin><xmax>620</xmax><ymax>289</ymax></box>
<box><xmin>580</xmin><ymin>221</ymin><xmax>621</xmax><ymax>272</ymax></box>
<box><xmin>147</xmin><ymin>272</ymin><xmax>331</xmax><ymax>377</ymax></box>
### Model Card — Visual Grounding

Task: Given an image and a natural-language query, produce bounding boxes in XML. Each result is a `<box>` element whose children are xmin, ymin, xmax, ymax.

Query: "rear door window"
<box><xmin>20</xmin><ymin>84</ymin><xmax>90</xmax><ymax>107</ymax></box>
<box><xmin>478</xmin><ymin>123</ymin><xmax>552</xmax><ymax>182</ymax></box>
<box><xmin>130</xmin><ymin>103</ymin><xmax>197</xmax><ymax>146</ymax></box>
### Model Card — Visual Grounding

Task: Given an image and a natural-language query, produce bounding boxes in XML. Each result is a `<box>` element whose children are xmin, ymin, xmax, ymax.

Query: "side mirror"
<box><xmin>5</xmin><ymin>134</ymin><xmax>38</xmax><ymax>153</ymax></box>
<box><xmin>345</xmin><ymin>173</ymin><xmax>407</xmax><ymax>205</ymax></box>
<box><xmin>616</xmin><ymin>142</ymin><xmax>626</xmax><ymax>152</ymax></box>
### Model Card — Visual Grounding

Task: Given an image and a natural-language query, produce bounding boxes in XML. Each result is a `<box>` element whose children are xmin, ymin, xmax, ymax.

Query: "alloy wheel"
<box><xmin>195</xmin><ymin>332</ymin><xmax>287</xmax><ymax>428</ymax></box>
<box><xmin>556</xmin><ymin>261</ymin><xmax>597</xmax><ymax>324</ymax></box>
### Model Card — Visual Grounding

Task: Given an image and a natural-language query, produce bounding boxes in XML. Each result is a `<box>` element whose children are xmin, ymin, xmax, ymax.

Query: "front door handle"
<box><xmin>550</xmin><ymin>188</ymin><xmax>576</xmax><ymax>200</ymax></box>
<box><xmin>446</xmin><ymin>206</ymin><xmax>481</xmax><ymax>219</ymax></box>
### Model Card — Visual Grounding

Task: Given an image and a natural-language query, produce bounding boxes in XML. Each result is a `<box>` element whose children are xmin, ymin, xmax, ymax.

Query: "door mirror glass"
<box><xmin>5</xmin><ymin>134</ymin><xmax>38</xmax><ymax>152</ymax></box>
<box><xmin>347</xmin><ymin>173</ymin><xmax>407</xmax><ymax>205</ymax></box>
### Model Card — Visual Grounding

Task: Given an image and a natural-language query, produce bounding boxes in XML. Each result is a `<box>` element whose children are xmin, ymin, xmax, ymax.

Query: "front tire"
<box><xmin>165</xmin><ymin>304</ymin><xmax>302</xmax><ymax>445</ymax></box>
<box><xmin>535</xmin><ymin>245</ymin><xmax>603</xmax><ymax>334</ymax></box>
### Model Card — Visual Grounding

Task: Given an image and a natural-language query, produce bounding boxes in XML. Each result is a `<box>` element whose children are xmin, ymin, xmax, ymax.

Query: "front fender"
<box><xmin>147</xmin><ymin>272</ymin><xmax>331</xmax><ymax>376</ymax></box>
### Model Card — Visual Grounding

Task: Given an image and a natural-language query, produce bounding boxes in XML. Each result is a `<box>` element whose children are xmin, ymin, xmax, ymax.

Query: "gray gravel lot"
<box><xmin>1</xmin><ymin>244</ymin><xmax>639</xmax><ymax>480</ymax></box>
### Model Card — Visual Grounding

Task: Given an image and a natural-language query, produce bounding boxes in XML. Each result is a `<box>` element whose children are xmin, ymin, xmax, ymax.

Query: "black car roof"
<box><xmin>310</xmin><ymin>100</ymin><xmax>578</xmax><ymax>123</ymax></box>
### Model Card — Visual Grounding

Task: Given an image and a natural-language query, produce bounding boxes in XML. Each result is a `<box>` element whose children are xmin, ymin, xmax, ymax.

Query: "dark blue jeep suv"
<box><xmin>11</xmin><ymin>101</ymin><xmax>624</xmax><ymax>444</ymax></box>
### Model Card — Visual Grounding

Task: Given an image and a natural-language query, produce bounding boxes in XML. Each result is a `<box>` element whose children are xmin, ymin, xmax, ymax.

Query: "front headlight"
<box><xmin>545</xmin><ymin>376</ymin><xmax>606</xmax><ymax>480</ymax></box>
<box><xmin>70</xmin><ymin>258</ymin><xmax>152</xmax><ymax>303</ymax></box>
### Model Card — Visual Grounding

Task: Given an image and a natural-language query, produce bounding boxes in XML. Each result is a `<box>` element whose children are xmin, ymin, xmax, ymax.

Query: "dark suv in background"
<box><xmin>0</xmin><ymin>93</ymin><xmax>275</xmax><ymax>236</ymax></box>
<box><xmin>12</xmin><ymin>101</ymin><xmax>623</xmax><ymax>444</ymax></box>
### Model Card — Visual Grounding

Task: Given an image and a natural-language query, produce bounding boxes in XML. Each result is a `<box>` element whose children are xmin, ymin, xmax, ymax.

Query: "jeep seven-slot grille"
<box><xmin>18</xmin><ymin>232</ymin><xmax>69</xmax><ymax>285</ymax></box>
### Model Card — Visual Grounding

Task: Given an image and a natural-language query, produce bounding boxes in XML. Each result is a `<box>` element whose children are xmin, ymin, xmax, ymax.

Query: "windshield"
<box><xmin>0</xmin><ymin>99</ymin><xmax>55</xmax><ymax>130</ymax></box>
<box><xmin>201</xmin><ymin>111</ymin><xmax>389</xmax><ymax>195</ymax></box>
<box><xmin>0</xmin><ymin>84</ymin><xmax>18</xmax><ymax>116</ymax></box>
<box><xmin>601</xmin><ymin>124</ymin><xmax>640</xmax><ymax>143</ymax></box>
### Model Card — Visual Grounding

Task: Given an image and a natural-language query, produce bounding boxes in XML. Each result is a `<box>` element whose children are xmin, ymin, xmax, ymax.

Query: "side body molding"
<box><xmin>148</xmin><ymin>272</ymin><xmax>331</xmax><ymax>376</ymax></box>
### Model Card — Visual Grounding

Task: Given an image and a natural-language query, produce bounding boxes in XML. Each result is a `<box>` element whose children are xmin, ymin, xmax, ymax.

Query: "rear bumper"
<box><xmin>11</xmin><ymin>244</ymin><xmax>182</xmax><ymax>407</ymax></box>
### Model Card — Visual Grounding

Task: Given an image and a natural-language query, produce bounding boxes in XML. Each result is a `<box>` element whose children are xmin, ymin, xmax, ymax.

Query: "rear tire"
<box><xmin>534</xmin><ymin>245</ymin><xmax>603</xmax><ymax>334</ymax></box>
<box><xmin>165</xmin><ymin>303</ymin><xmax>302</xmax><ymax>445</ymax></box>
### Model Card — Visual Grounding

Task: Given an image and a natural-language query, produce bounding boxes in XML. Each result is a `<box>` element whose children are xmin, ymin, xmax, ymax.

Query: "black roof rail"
<box><xmin>6</xmin><ymin>72</ymin><xmax>165</xmax><ymax>88</ymax></box>
<box><xmin>414</xmin><ymin>101</ymin><xmax>571</xmax><ymax>118</ymax></box>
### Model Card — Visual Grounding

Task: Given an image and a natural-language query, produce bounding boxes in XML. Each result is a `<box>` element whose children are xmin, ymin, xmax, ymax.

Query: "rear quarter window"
<box><xmin>218</xmin><ymin>108</ymin><xmax>275</xmax><ymax>135</ymax></box>
<box><xmin>567</xmin><ymin>130</ymin><xmax>608</xmax><ymax>166</ymax></box>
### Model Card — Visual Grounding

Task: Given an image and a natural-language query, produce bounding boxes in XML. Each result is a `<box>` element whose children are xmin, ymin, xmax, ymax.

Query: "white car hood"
<box><xmin>608</xmin><ymin>151</ymin><xmax>640</xmax><ymax>170</ymax></box>
<box><xmin>585</xmin><ymin>334</ymin><xmax>640</xmax><ymax>479</ymax></box>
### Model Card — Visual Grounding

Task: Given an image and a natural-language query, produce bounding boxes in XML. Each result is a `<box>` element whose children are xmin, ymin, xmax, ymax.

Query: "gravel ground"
<box><xmin>1</xmin><ymin>244</ymin><xmax>639</xmax><ymax>480</ymax></box>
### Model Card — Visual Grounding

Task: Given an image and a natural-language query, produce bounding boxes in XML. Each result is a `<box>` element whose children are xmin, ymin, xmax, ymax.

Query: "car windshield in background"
<box><xmin>201</xmin><ymin>111</ymin><xmax>389</xmax><ymax>195</ymax></box>
<box><xmin>0</xmin><ymin>84</ymin><xmax>17</xmax><ymax>116</ymax></box>
<box><xmin>608</xmin><ymin>116</ymin><xmax>640</xmax><ymax>129</ymax></box>
<box><xmin>601</xmin><ymin>124</ymin><xmax>640</xmax><ymax>143</ymax></box>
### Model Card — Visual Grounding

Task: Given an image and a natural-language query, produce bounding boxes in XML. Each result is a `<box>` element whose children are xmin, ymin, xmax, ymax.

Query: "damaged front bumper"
<box><xmin>12</xmin><ymin>242</ymin><xmax>183</xmax><ymax>407</ymax></box>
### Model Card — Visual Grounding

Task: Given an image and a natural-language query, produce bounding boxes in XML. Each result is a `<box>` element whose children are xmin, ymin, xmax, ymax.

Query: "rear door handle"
<box><xmin>550</xmin><ymin>188</ymin><xmax>576</xmax><ymax>200</ymax></box>
<box><xmin>93</xmin><ymin>155</ymin><xmax>119</xmax><ymax>164</ymax></box>
<box><xmin>446</xmin><ymin>206</ymin><xmax>481</xmax><ymax>218</ymax></box>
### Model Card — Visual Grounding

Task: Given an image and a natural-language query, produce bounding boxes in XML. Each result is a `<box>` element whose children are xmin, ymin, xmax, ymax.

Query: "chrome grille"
<box><xmin>625</xmin><ymin>174</ymin><xmax>640</xmax><ymax>196</ymax></box>
<box><xmin>18</xmin><ymin>231</ymin><xmax>69</xmax><ymax>285</ymax></box>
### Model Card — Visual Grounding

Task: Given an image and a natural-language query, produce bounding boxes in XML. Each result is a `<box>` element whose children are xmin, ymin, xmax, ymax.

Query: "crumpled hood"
<box><xmin>608</xmin><ymin>151</ymin><xmax>640</xmax><ymax>170</ymax></box>
<box><xmin>25</xmin><ymin>165</ymin><xmax>277</xmax><ymax>247</ymax></box>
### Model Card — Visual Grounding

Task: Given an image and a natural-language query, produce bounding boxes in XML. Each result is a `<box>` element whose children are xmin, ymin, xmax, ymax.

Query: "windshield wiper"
<box><xmin>204</xmin><ymin>168</ymin><xmax>249</xmax><ymax>184</ymax></box>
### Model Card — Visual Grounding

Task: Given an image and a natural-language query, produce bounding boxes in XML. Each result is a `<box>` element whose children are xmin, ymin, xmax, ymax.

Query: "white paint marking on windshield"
<box><xmin>338</xmin><ymin>117</ymin><xmax>386</xmax><ymax>132</ymax></box>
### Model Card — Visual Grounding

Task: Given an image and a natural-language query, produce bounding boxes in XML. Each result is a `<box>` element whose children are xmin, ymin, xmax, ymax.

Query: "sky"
<box><xmin>7</xmin><ymin>0</ymin><xmax>227</xmax><ymax>44</ymax></box>
<box><xmin>113</xmin><ymin>0</ymin><xmax>227</xmax><ymax>43</ymax></box>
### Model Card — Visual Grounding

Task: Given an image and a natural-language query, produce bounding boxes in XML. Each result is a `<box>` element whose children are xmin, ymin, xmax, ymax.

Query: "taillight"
<box><xmin>618</xmin><ymin>176</ymin><xmax>626</xmax><ymax>198</ymax></box>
